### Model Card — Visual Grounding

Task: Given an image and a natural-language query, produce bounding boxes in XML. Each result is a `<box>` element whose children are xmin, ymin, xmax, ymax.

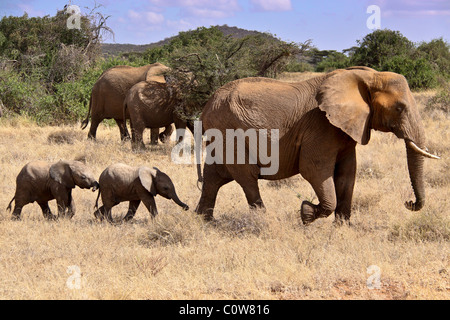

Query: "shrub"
<box><xmin>316</xmin><ymin>51</ymin><xmax>351</xmax><ymax>72</ymax></box>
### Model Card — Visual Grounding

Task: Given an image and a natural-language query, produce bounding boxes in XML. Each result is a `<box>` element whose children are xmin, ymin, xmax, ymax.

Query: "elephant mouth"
<box><xmin>405</xmin><ymin>140</ymin><xmax>440</xmax><ymax>159</ymax></box>
<box><xmin>91</xmin><ymin>182</ymin><xmax>100</xmax><ymax>192</ymax></box>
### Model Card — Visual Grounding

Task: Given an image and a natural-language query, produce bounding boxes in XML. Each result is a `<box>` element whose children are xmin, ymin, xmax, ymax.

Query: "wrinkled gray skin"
<box><xmin>7</xmin><ymin>160</ymin><xmax>99</xmax><ymax>220</ymax></box>
<box><xmin>196</xmin><ymin>66</ymin><xmax>440</xmax><ymax>224</ymax></box>
<box><xmin>93</xmin><ymin>163</ymin><xmax>189</xmax><ymax>222</ymax></box>
<box><xmin>81</xmin><ymin>63</ymin><xmax>173</xmax><ymax>142</ymax></box>
<box><xmin>124</xmin><ymin>80</ymin><xmax>194</xmax><ymax>150</ymax></box>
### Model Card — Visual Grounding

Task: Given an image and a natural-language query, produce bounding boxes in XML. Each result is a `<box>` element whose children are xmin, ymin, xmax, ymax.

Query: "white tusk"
<box><xmin>407</xmin><ymin>141</ymin><xmax>441</xmax><ymax>159</ymax></box>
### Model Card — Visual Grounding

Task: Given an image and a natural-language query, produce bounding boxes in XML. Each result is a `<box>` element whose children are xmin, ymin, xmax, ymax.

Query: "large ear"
<box><xmin>146</xmin><ymin>64</ymin><xmax>170</xmax><ymax>83</ymax></box>
<box><xmin>138</xmin><ymin>167</ymin><xmax>157</xmax><ymax>196</ymax></box>
<box><xmin>49</xmin><ymin>161</ymin><xmax>75</xmax><ymax>188</ymax></box>
<box><xmin>317</xmin><ymin>69</ymin><xmax>375</xmax><ymax>145</ymax></box>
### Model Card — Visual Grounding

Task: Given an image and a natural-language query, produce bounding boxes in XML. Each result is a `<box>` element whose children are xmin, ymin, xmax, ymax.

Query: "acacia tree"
<box><xmin>155</xmin><ymin>26</ymin><xmax>312</xmax><ymax>120</ymax></box>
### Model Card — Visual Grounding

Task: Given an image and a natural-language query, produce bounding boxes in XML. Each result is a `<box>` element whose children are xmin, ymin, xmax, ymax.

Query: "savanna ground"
<box><xmin>0</xmin><ymin>72</ymin><xmax>448</xmax><ymax>300</ymax></box>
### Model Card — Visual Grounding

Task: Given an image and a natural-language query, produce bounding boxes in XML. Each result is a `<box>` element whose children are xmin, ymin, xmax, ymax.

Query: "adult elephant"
<box><xmin>124</xmin><ymin>80</ymin><xmax>194</xmax><ymax>150</ymax></box>
<box><xmin>81</xmin><ymin>63</ymin><xmax>173</xmax><ymax>141</ymax></box>
<box><xmin>195</xmin><ymin>66</ymin><xmax>440</xmax><ymax>224</ymax></box>
<box><xmin>0</xmin><ymin>98</ymin><xmax>4</xmax><ymax>117</ymax></box>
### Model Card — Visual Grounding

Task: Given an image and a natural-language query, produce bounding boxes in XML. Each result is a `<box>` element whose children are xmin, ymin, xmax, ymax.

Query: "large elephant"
<box><xmin>195</xmin><ymin>66</ymin><xmax>440</xmax><ymax>224</ymax></box>
<box><xmin>0</xmin><ymin>98</ymin><xmax>4</xmax><ymax>117</ymax></box>
<box><xmin>124</xmin><ymin>80</ymin><xmax>194</xmax><ymax>150</ymax></box>
<box><xmin>81</xmin><ymin>63</ymin><xmax>173</xmax><ymax>141</ymax></box>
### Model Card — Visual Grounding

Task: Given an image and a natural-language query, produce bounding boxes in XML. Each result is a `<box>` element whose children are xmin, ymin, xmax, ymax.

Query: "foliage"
<box><xmin>161</xmin><ymin>26</ymin><xmax>311</xmax><ymax>119</ymax></box>
<box><xmin>316</xmin><ymin>29</ymin><xmax>450</xmax><ymax>90</ymax></box>
<box><xmin>426</xmin><ymin>81</ymin><xmax>450</xmax><ymax>115</ymax></box>
<box><xmin>0</xmin><ymin>7</ymin><xmax>112</xmax><ymax>124</ymax></box>
<box><xmin>315</xmin><ymin>51</ymin><xmax>351</xmax><ymax>72</ymax></box>
<box><xmin>350</xmin><ymin>29</ymin><xmax>415</xmax><ymax>68</ymax></box>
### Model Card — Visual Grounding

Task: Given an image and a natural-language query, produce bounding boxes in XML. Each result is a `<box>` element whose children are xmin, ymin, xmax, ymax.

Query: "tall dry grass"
<box><xmin>0</xmin><ymin>80</ymin><xmax>448</xmax><ymax>300</ymax></box>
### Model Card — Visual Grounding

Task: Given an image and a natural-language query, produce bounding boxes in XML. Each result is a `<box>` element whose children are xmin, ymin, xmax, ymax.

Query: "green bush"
<box><xmin>316</xmin><ymin>51</ymin><xmax>351</xmax><ymax>72</ymax></box>
<box><xmin>382</xmin><ymin>55</ymin><xmax>437</xmax><ymax>89</ymax></box>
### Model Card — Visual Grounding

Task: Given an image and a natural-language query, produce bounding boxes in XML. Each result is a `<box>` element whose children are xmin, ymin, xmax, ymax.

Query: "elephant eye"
<box><xmin>81</xmin><ymin>175</ymin><xmax>87</xmax><ymax>179</ymax></box>
<box><xmin>396</xmin><ymin>103</ymin><xmax>406</xmax><ymax>113</ymax></box>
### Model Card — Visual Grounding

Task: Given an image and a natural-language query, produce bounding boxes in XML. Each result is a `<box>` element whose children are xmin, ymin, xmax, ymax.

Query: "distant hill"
<box><xmin>101</xmin><ymin>25</ymin><xmax>275</xmax><ymax>56</ymax></box>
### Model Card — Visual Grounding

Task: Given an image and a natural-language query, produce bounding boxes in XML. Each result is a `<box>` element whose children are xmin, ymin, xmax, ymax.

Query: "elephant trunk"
<box><xmin>172</xmin><ymin>194</ymin><xmax>189</xmax><ymax>211</ymax></box>
<box><xmin>404</xmin><ymin>140</ymin><xmax>426</xmax><ymax>211</ymax></box>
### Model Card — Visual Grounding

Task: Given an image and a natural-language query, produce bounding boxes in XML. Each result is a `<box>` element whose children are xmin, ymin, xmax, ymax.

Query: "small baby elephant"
<box><xmin>93</xmin><ymin>163</ymin><xmax>189</xmax><ymax>222</ymax></box>
<box><xmin>7</xmin><ymin>160</ymin><xmax>99</xmax><ymax>220</ymax></box>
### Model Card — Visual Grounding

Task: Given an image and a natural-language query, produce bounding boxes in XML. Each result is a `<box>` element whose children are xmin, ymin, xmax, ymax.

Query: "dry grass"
<box><xmin>0</xmin><ymin>81</ymin><xmax>449</xmax><ymax>300</ymax></box>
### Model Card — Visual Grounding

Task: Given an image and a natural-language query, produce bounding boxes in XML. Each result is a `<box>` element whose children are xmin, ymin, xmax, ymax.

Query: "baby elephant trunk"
<box><xmin>172</xmin><ymin>195</ymin><xmax>189</xmax><ymax>211</ymax></box>
<box><xmin>92</xmin><ymin>181</ymin><xmax>100</xmax><ymax>192</ymax></box>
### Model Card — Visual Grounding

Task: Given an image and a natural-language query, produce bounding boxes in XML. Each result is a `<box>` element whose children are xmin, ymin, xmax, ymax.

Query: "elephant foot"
<box><xmin>196</xmin><ymin>207</ymin><xmax>215</xmax><ymax>222</ymax></box>
<box><xmin>333</xmin><ymin>212</ymin><xmax>351</xmax><ymax>226</ymax></box>
<box><xmin>11</xmin><ymin>214</ymin><xmax>21</xmax><ymax>221</ymax></box>
<box><xmin>159</xmin><ymin>133</ymin><xmax>169</xmax><ymax>143</ymax></box>
<box><xmin>301</xmin><ymin>201</ymin><xmax>333</xmax><ymax>225</ymax></box>
<box><xmin>44</xmin><ymin>214</ymin><xmax>57</xmax><ymax>221</ymax></box>
<box><xmin>249</xmin><ymin>200</ymin><xmax>266</xmax><ymax>212</ymax></box>
<box><xmin>122</xmin><ymin>214</ymin><xmax>134</xmax><ymax>222</ymax></box>
<box><xmin>301</xmin><ymin>201</ymin><xmax>317</xmax><ymax>225</ymax></box>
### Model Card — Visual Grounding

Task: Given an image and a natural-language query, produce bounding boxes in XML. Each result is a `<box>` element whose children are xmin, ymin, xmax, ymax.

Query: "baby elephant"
<box><xmin>94</xmin><ymin>163</ymin><xmax>189</xmax><ymax>222</ymax></box>
<box><xmin>7</xmin><ymin>160</ymin><xmax>99</xmax><ymax>220</ymax></box>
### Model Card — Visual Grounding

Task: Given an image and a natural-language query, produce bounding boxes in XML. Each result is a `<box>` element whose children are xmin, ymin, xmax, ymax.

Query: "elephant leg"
<box><xmin>93</xmin><ymin>205</ymin><xmax>112</xmax><ymax>221</ymax></box>
<box><xmin>195</xmin><ymin>164</ymin><xmax>233</xmax><ymax>220</ymax></box>
<box><xmin>131</xmin><ymin>124</ymin><xmax>146</xmax><ymax>150</ymax></box>
<box><xmin>174</xmin><ymin>118</ymin><xmax>187</xmax><ymax>144</ymax></box>
<box><xmin>11</xmin><ymin>200</ymin><xmax>26</xmax><ymax>220</ymax></box>
<box><xmin>116</xmin><ymin>119</ymin><xmax>130</xmax><ymax>141</ymax></box>
<box><xmin>227</xmin><ymin>165</ymin><xmax>265</xmax><ymax>211</ymax></box>
<box><xmin>55</xmin><ymin>192</ymin><xmax>71</xmax><ymax>219</ymax></box>
<box><xmin>67</xmin><ymin>196</ymin><xmax>76</xmax><ymax>219</ymax></box>
<box><xmin>334</xmin><ymin>147</ymin><xmax>357</xmax><ymax>225</ymax></box>
<box><xmin>159</xmin><ymin>125</ymin><xmax>174</xmax><ymax>143</ymax></box>
<box><xmin>123</xmin><ymin>200</ymin><xmax>141</xmax><ymax>222</ymax></box>
<box><xmin>299</xmin><ymin>157</ymin><xmax>337</xmax><ymax>225</ymax></box>
<box><xmin>140</xmin><ymin>194</ymin><xmax>158</xmax><ymax>218</ymax></box>
<box><xmin>38</xmin><ymin>201</ymin><xmax>56</xmax><ymax>220</ymax></box>
<box><xmin>150</xmin><ymin>128</ymin><xmax>159</xmax><ymax>145</ymax></box>
<box><xmin>88</xmin><ymin>116</ymin><xmax>101</xmax><ymax>140</ymax></box>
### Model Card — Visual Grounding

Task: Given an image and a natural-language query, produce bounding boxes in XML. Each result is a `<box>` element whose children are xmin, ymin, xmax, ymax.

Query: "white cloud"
<box><xmin>149</xmin><ymin>0</ymin><xmax>241</xmax><ymax>18</ymax></box>
<box><xmin>250</xmin><ymin>0</ymin><xmax>292</xmax><ymax>12</ymax></box>
<box><xmin>127</xmin><ymin>9</ymin><xmax>164</xmax><ymax>25</ymax></box>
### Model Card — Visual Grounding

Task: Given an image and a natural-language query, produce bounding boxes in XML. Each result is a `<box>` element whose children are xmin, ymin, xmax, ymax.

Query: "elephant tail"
<box><xmin>123</xmin><ymin>99</ymin><xmax>129</xmax><ymax>126</ymax></box>
<box><xmin>6</xmin><ymin>196</ymin><xmax>15</xmax><ymax>212</ymax></box>
<box><xmin>195</xmin><ymin>122</ymin><xmax>204</xmax><ymax>190</ymax></box>
<box><xmin>81</xmin><ymin>94</ymin><xmax>93</xmax><ymax>130</ymax></box>
<box><xmin>94</xmin><ymin>186</ymin><xmax>101</xmax><ymax>211</ymax></box>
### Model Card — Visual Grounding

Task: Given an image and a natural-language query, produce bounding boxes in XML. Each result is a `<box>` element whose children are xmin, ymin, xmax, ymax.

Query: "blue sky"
<box><xmin>1</xmin><ymin>0</ymin><xmax>449</xmax><ymax>51</ymax></box>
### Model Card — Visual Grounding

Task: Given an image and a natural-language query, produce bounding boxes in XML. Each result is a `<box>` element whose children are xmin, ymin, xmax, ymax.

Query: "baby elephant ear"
<box><xmin>138</xmin><ymin>167</ymin><xmax>157</xmax><ymax>196</ymax></box>
<box><xmin>49</xmin><ymin>161</ymin><xmax>75</xmax><ymax>188</ymax></box>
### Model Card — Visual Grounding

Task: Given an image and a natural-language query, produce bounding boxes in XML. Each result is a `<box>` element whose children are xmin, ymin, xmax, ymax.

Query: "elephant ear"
<box><xmin>49</xmin><ymin>161</ymin><xmax>75</xmax><ymax>188</ymax></box>
<box><xmin>146</xmin><ymin>64</ymin><xmax>170</xmax><ymax>83</ymax></box>
<box><xmin>138</xmin><ymin>167</ymin><xmax>158</xmax><ymax>196</ymax></box>
<box><xmin>317</xmin><ymin>69</ymin><xmax>375</xmax><ymax>145</ymax></box>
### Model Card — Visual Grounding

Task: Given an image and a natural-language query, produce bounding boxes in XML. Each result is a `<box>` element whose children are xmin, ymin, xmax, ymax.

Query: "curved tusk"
<box><xmin>406</xmin><ymin>141</ymin><xmax>441</xmax><ymax>159</ymax></box>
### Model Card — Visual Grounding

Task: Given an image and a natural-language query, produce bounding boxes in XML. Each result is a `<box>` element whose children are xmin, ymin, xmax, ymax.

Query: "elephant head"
<box><xmin>317</xmin><ymin>67</ymin><xmax>440</xmax><ymax>211</ymax></box>
<box><xmin>50</xmin><ymin>160</ymin><xmax>99</xmax><ymax>191</ymax></box>
<box><xmin>138</xmin><ymin>167</ymin><xmax>189</xmax><ymax>210</ymax></box>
